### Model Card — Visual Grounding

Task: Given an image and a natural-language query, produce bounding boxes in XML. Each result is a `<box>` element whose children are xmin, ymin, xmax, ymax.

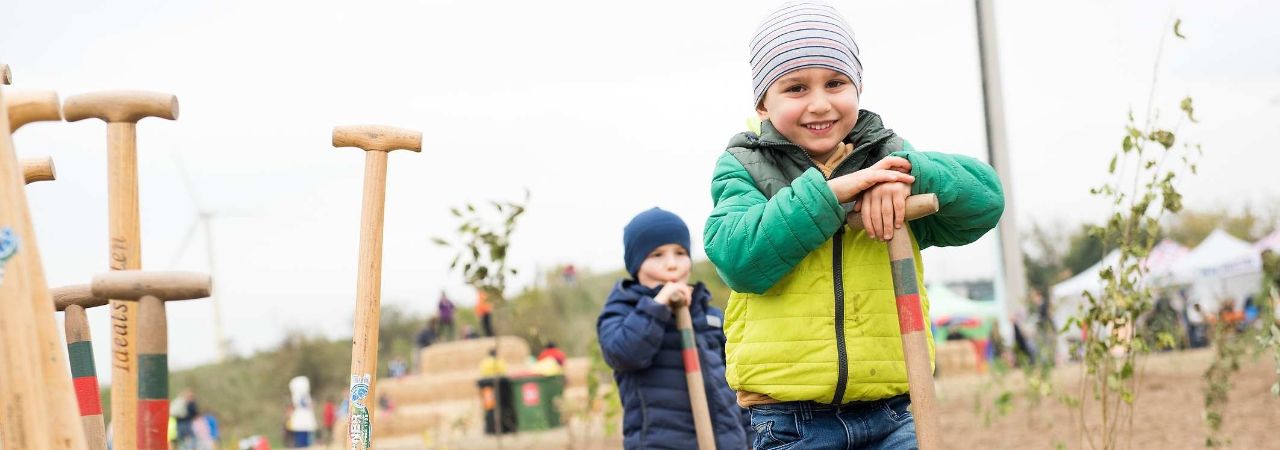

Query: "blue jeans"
<box><xmin>749</xmin><ymin>395</ymin><xmax>917</xmax><ymax>450</ymax></box>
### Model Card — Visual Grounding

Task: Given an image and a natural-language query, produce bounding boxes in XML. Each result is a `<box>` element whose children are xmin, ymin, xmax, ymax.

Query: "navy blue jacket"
<box><xmin>597</xmin><ymin>280</ymin><xmax>750</xmax><ymax>450</ymax></box>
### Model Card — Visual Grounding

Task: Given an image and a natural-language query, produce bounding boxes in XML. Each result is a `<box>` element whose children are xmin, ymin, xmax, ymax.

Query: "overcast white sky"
<box><xmin>3</xmin><ymin>0</ymin><xmax>1278</xmax><ymax>379</ymax></box>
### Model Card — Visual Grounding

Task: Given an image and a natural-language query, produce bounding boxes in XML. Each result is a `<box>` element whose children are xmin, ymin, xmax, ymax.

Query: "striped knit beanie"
<box><xmin>750</xmin><ymin>1</ymin><xmax>862</xmax><ymax>106</ymax></box>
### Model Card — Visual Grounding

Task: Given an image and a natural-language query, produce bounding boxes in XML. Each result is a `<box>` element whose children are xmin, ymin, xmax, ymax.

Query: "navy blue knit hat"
<box><xmin>623</xmin><ymin>208</ymin><xmax>691</xmax><ymax>280</ymax></box>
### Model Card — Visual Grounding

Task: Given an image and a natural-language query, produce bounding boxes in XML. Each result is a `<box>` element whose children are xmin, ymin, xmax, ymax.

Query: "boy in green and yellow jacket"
<box><xmin>703</xmin><ymin>2</ymin><xmax>1004</xmax><ymax>449</ymax></box>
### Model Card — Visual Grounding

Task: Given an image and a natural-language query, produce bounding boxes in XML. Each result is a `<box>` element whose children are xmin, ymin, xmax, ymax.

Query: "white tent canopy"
<box><xmin>1049</xmin><ymin>239</ymin><xmax>1189</xmax><ymax>301</ymax></box>
<box><xmin>1162</xmin><ymin>229</ymin><xmax>1262</xmax><ymax>313</ymax></box>
<box><xmin>1164</xmin><ymin>229</ymin><xmax>1260</xmax><ymax>284</ymax></box>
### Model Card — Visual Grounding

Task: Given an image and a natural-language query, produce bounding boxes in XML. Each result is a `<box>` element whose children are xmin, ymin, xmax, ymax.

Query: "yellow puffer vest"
<box><xmin>723</xmin><ymin>225</ymin><xmax>935</xmax><ymax>404</ymax></box>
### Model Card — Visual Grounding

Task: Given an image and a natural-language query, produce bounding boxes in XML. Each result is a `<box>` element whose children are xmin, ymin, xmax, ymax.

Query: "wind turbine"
<box><xmin>169</xmin><ymin>153</ymin><xmax>238</xmax><ymax>363</ymax></box>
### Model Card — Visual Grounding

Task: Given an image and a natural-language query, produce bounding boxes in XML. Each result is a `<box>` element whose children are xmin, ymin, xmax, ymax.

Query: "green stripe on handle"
<box><xmin>137</xmin><ymin>353</ymin><xmax>168</xmax><ymax>400</ymax></box>
<box><xmin>68</xmin><ymin>340</ymin><xmax>97</xmax><ymax>378</ymax></box>
<box><xmin>680</xmin><ymin>328</ymin><xmax>695</xmax><ymax>348</ymax></box>
<box><xmin>680</xmin><ymin>329</ymin><xmax>701</xmax><ymax>373</ymax></box>
<box><xmin>890</xmin><ymin>259</ymin><xmax>919</xmax><ymax>296</ymax></box>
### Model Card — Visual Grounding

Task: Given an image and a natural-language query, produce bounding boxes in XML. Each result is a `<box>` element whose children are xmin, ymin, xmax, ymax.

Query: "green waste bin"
<box><xmin>509</xmin><ymin>374</ymin><xmax>564</xmax><ymax>431</ymax></box>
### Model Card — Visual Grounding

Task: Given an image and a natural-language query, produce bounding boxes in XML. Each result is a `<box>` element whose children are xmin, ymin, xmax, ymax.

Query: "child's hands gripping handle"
<box><xmin>826</xmin><ymin>156</ymin><xmax>914</xmax><ymax>203</ymax></box>
<box><xmin>654</xmin><ymin>282</ymin><xmax>691</xmax><ymax>309</ymax></box>
<box><xmin>847</xmin><ymin>194</ymin><xmax>940</xmax><ymax>233</ymax></box>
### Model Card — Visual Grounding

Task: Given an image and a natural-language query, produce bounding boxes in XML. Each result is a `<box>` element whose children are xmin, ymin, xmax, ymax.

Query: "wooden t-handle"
<box><xmin>847</xmin><ymin>193</ymin><xmax>940</xmax><ymax>232</ymax></box>
<box><xmin>63</xmin><ymin>90</ymin><xmax>178</xmax><ymax>123</ymax></box>
<box><xmin>7</xmin><ymin>89</ymin><xmax>62</xmax><ymax>131</ymax></box>
<box><xmin>22</xmin><ymin>156</ymin><xmax>56</xmax><ymax>184</ymax></box>
<box><xmin>52</xmin><ymin>284</ymin><xmax>108</xmax><ymax>311</ymax></box>
<box><xmin>90</xmin><ymin>271</ymin><xmax>212</xmax><ymax>300</ymax></box>
<box><xmin>332</xmin><ymin>125</ymin><xmax>422</xmax><ymax>153</ymax></box>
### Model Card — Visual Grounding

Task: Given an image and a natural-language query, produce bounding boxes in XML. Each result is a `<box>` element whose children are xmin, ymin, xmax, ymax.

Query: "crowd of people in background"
<box><xmin>1151</xmin><ymin>248</ymin><xmax>1280</xmax><ymax>351</ymax></box>
<box><xmin>413</xmin><ymin>290</ymin><xmax>487</xmax><ymax>354</ymax></box>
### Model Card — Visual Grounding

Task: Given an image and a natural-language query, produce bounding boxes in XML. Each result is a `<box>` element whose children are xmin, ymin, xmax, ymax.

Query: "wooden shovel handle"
<box><xmin>674</xmin><ymin>300</ymin><xmax>717</xmax><ymax>450</ymax></box>
<box><xmin>887</xmin><ymin>220</ymin><xmax>940</xmax><ymax>450</ymax></box>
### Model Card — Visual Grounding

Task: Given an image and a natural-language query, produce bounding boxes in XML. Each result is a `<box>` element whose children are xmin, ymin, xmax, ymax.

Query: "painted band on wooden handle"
<box><xmin>7</xmin><ymin>89</ymin><xmax>62</xmax><ymax>131</ymax></box>
<box><xmin>847</xmin><ymin>193</ymin><xmax>939</xmax><ymax>232</ymax></box>
<box><xmin>65</xmin><ymin>305</ymin><xmax>109</xmax><ymax>450</ymax></box>
<box><xmin>23</xmin><ymin>156</ymin><xmax>56</xmax><ymax>184</ymax></box>
<box><xmin>1</xmin><ymin>64</ymin><xmax>10</xmax><ymax>85</ymax></box>
<box><xmin>135</xmin><ymin>296</ymin><xmax>168</xmax><ymax>450</ymax></box>
<box><xmin>674</xmin><ymin>297</ymin><xmax>716</xmax><ymax>450</ymax></box>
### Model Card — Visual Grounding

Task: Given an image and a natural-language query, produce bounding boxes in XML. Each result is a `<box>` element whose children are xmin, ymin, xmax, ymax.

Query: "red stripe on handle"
<box><xmin>682</xmin><ymin>348</ymin><xmax>701</xmax><ymax>374</ymax></box>
<box><xmin>137</xmin><ymin>399</ymin><xmax>169</xmax><ymax>450</ymax></box>
<box><xmin>896</xmin><ymin>293</ymin><xmax>925</xmax><ymax>333</ymax></box>
<box><xmin>73</xmin><ymin>376</ymin><xmax>102</xmax><ymax>416</ymax></box>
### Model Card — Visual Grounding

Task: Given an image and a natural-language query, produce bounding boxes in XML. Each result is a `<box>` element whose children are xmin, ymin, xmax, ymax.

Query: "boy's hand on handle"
<box><xmin>870</xmin><ymin>155</ymin><xmax>913</xmax><ymax>174</ymax></box>
<box><xmin>654</xmin><ymin>282</ymin><xmax>692</xmax><ymax>309</ymax></box>
<box><xmin>827</xmin><ymin>156</ymin><xmax>913</xmax><ymax>203</ymax></box>
<box><xmin>855</xmin><ymin>181</ymin><xmax>912</xmax><ymax>241</ymax></box>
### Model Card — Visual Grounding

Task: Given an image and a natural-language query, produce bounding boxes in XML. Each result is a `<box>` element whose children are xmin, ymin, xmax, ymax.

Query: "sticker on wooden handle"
<box><xmin>348</xmin><ymin>373</ymin><xmax>372</xmax><ymax>448</ymax></box>
<box><xmin>0</xmin><ymin>227</ymin><xmax>18</xmax><ymax>285</ymax></box>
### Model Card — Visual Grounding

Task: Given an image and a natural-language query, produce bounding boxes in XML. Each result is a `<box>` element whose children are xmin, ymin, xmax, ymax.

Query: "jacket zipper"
<box><xmin>831</xmin><ymin>226</ymin><xmax>849</xmax><ymax>405</ymax></box>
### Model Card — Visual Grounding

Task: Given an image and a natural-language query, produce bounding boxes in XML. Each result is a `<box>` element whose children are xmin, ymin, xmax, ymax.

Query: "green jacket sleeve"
<box><xmin>703</xmin><ymin>151</ymin><xmax>844</xmax><ymax>294</ymax></box>
<box><xmin>892</xmin><ymin>142</ymin><xmax>1005</xmax><ymax>249</ymax></box>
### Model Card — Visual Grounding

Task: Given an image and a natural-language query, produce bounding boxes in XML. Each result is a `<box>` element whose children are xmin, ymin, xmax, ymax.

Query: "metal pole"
<box><xmin>975</xmin><ymin>0</ymin><xmax>1027</xmax><ymax>341</ymax></box>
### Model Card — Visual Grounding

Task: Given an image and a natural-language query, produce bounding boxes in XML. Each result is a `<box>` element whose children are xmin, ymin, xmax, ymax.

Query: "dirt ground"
<box><xmin>937</xmin><ymin>349</ymin><xmax>1279</xmax><ymax>450</ymax></box>
<box><xmin>352</xmin><ymin>349</ymin><xmax>1277</xmax><ymax>450</ymax></box>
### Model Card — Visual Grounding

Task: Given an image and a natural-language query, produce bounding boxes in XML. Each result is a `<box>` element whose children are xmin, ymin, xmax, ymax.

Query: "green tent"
<box><xmin>926</xmin><ymin>283</ymin><xmax>1000</xmax><ymax>320</ymax></box>
<box><xmin>927</xmin><ymin>283</ymin><xmax>999</xmax><ymax>342</ymax></box>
